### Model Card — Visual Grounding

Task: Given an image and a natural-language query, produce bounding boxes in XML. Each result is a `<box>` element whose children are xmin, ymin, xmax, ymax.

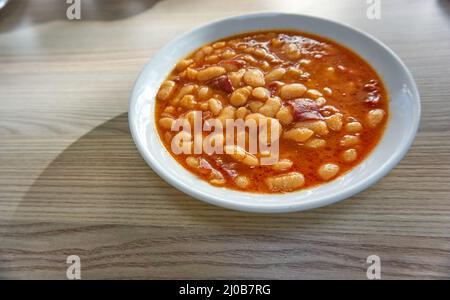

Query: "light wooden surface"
<box><xmin>1</xmin><ymin>0</ymin><xmax>450</xmax><ymax>279</ymax></box>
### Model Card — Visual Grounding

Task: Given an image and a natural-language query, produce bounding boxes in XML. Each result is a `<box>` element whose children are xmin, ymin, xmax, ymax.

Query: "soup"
<box><xmin>154</xmin><ymin>31</ymin><xmax>388</xmax><ymax>193</ymax></box>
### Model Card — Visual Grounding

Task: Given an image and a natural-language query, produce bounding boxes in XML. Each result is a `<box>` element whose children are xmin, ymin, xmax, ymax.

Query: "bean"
<box><xmin>285</xmin><ymin>67</ymin><xmax>303</xmax><ymax>79</ymax></box>
<box><xmin>208</xmin><ymin>98</ymin><xmax>223</xmax><ymax>115</ymax></box>
<box><xmin>205</xmin><ymin>55</ymin><xmax>220</xmax><ymax>64</ymax></box>
<box><xmin>157</xmin><ymin>80</ymin><xmax>176</xmax><ymax>101</ymax></box>
<box><xmin>280</xmin><ymin>83</ymin><xmax>307</xmax><ymax>100</ymax></box>
<box><xmin>179</xmin><ymin>95</ymin><xmax>197</xmax><ymax>109</ymax></box>
<box><xmin>209</xmin><ymin>167</ymin><xmax>226</xmax><ymax>185</ymax></box>
<box><xmin>222</xmin><ymin>49</ymin><xmax>236</xmax><ymax>59</ymax></box>
<box><xmin>265</xmin><ymin>172</ymin><xmax>305</xmax><ymax>192</ymax></box>
<box><xmin>224</xmin><ymin>145</ymin><xmax>259</xmax><ymax>166</ymax></box>
<box><xmin>248</xmin><ymin>100</ymin><xmax>264</xmax><ymax>113</ymax></box>
<box><xmin>186</xmin><ymin>67</ymin><xmax>198</xmax><ymax>80</ymax></box>
<box><xmin>341</xmin><ymin>149</ymin><xmax>358</xmax><ymax>162</ymax></box>
<box><xmin>284</xmin><ymin>127</ymin><xmax>314</xmax><ymax>143</ymax></box>
<box><xmin>202</xmin><ymin>46</ymin><xmax>214</xmax><ymax>55</ymax></box>
<box><xmin>159</xmin><ymin>117</ymin><xmax>175</xmax><ymax>130</ymax></box>
<box><xmin>294</xmin><ymin>120</ymin><xmax>329</xmax><ymax>136</ymax></box>
<box><xmin>276</xmin><ymin>106</ymin><xmax>294</xmax><ymax>126</ymax></box>
<box><xmin>176</xmin><ymin>59</ymin><xmax>193</xmax><ymax>72</ymax></box>
<box><xmin>197</xmin><ymin>66</ymin><xmax>226</xmax><ymax>82</ymax></box>
<box><xmin>282</xmin><ymin>43</ymin><xmax>301</xmax><ymax>60</ymax></box>
<box><xmin>212</xmin><ymin>41</ymin><xmax>226</xmax><ymax>49</ymax></box>
<box><xmin>272</xmin><ymin>159</ymin><xmax>293</xmax><ymax>172</ymax></box>
<box><xmin>242</xmin><ymin>54</ymin><xmax>258</xmax><ymax>65</ymax></box>
<box><xmin>325</xmin><ymin>114</ymin><xmax>343</xmax><ymax>131</ymax></box>
<box><xmin>254</xmin><ymin>48</ymin><xmax>268</xmax><ymax>58</ymax></box>
<box><xmin>235</xmin><ymin>176</ymin><xmax>250</xmax><ymax>188</ymax></box>
<box><xmin>161</xmin><ymin>106</ymin><xmax>176</xmax><ymax>118</ymax></box>
<box><xmin>306</xmin><ymin>89</ymin><xmax>323</xmax><ymax>99</ymax></box>
<box><xmin>230</xmin><ymin>86</ymin><xmax>252</xmax><ymax>107</ymax></box>
<box><xmin>229</xmin><ymin>69</ymin><xmax>246</xmax><ymax>88</ymax></box>
<box><xmin>340</xmin><ymin>135</ymin><xmax>361</xmax><ymax>147</ymax></box>
<box><xmin>243</xmin><ymin>69</ymin><xmax>265</xmax><ymax>87</ymax></box>
<box><xmin>244</xmin><ymin>46</ymin><xmax>256</xmax><ymax>54</ymax></box>
<box><xmin>315</xmin><ymin>97</ymin><xmax>327</xmax><ymax>107</ymax></box>
<box><xmin>259</xmin><ymin>96</ymin><xmax>281</xmax><ymax>117</ymax></box>
<box><xmin>236</xmin><ymin>107</ymin><xmax>249</xmax><ymax>119</ymax></box>
<box><xmin>186</xmin><ymin>156</ymin><xmax>199</xmax><ymax>168</ymax></box>
<box><xmin>270</xmin><ymin>37</ymin><xmax>284</xmax><ymax>48</ymax></box>
<box><xmin>318</xmin><ymin>163</ymin><xmax>340</xmax><ymax>180</ymax></box>
<box><xmin>193</xmin><ymin>50</ymin><xmax>205</xmax><ymax>62</ymax></box>
<box><xmin>345</xmin><ymin>121</ymin><xmax>363</xmax><ymax>133</ymax></box>
<box><xmin>252</xmin><ymin>87</ymin><xmax>270</xmax><ymax>100</ymax></box>
<box><xmin>198</xmin><ymin>86</ymin><xmax>212</xmax><ymax>100</ymax></box>
<box><xmin>245</xmin><ymin>113</ymin><xmax>266</xmax><ymax>125</ymax></box>
<box><xmin>171</xmin><ymin>84</ymin><xmax>197</xmax><ymax>106</ymax></box>
<box><xmin>305</xmin><ymin>138</ymin><xmax>326</xmax><ymax>148</ymax></box>
<box><xmin>367</xmin><ymin>109</ymin><xmax>385</xmax><ymax>128</ymax></box>
<box><xmin>265</xmin><ymin>68</ymin><xmax>286</xmax><ymax>82</ymax></box>
<box><xmin>217</xmin><ymin>105</ymin><xmax>236</xmax><ymax>126</ymax></box>
<box><xmin>323</xmin><ymin>87</ymin><xmax>333</xmax><ymax>96</ymax></box>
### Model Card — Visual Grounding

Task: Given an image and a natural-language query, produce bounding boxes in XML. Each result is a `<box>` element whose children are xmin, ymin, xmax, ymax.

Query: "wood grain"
<box><xmin>0</xmin><ymin>0</ymin><xmax>450</xmax><ymax>279</ymax></box>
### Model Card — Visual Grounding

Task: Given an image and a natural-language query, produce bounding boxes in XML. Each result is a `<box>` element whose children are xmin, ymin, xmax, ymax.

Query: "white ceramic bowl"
<box><xmin>129</xmin><ymin>13</ymin><xmax>420</xmax><ymax>213</ymax></box>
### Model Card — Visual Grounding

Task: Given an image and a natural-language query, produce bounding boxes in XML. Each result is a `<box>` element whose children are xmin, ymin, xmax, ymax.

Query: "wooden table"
<box><xmin>1</xmin><ymin>0</ymin><xmax>449</xmax><ymax>280</ymax></box>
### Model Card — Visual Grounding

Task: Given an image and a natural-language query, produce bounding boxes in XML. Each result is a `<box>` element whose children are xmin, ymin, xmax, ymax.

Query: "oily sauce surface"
<box><xmin>155</xmin><ymin>30</ymin><xmax>388</xmax><ymax>193</ymax></box>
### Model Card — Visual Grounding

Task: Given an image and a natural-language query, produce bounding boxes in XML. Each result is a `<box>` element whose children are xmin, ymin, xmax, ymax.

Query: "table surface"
<box><xmin>1</xmin><ymin>0</ymin><xmax>449</xmax><ymax>280</ymax></box>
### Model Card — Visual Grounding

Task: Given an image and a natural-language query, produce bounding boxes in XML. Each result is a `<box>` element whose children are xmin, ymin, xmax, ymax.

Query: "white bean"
<box><xmin>272</xmin><ymin>159</ymin><xmax>293</xmax><ymax>172</ymax></box>
<box><xmin>224</xmin><ymin>145</ymin><xmax>258</xmax><ymax>166</ymax></box>
<box><xmin>340</xmin><ymin>135</ymin><xmax>360</xmax><ymax>148</ymax></box>
<box><xmin>265</xmin><ymin>68</ymin><xmax>286</xmax><ymax>82</ymax></box>
<box><xmin>265</xmin><ymin>172</ymin><xmax>305</xmax><ymax>192</ymax></box>
<box><xmin>159</xmin><ymin>117</ymin><xmax>175</xmax><ymax>130</ymax></box>
<box><xmin>252</xmin><ymin>87</ymin><xmax>270</xmax><ymax>100</ymax></box>
<box><xmin>208</xmin><ymin>98</ymin><xmax>223</xmax><ymax>115</ymax></box>
<box><xmin>341</xmin><ymin>149</ymin><xmax>358</xmax><ymax>162</ymax></box>
<box><xmin>276</xmin><ymin>106</ymin><xmax>294</xmax><ymax>126</ymax></box>
<box><xmin>235</xmin><ymin>176</ymin><xmax>250</xmax><ymax>188</ymax></box>
<box><xmin>197</xmin><ymin>66</ymin><xmax>226</xmax><ymax>82</ymax></box>
<box><xmin>230</xmin><ymin>86</ymin><xmax>252</xmax><ymax>107</ymax></box>
<box><xmin>294</xmin><ymin>120</ymin><xmax>329</xmax><ymax>136</ymax></box>
<box><xmin>283</xmin><ymin>128</ymin><xmax>314</xmax><ymax>143</ymax></box>
<box><xmin>345</xmin><ymin>121</ymin><xmax>363</xmax><ymax>133</ymax></box>
<box><xmin>325</xmin><ymin>114</ymin><xmax>343</xmax><ymax>131</ymax></box>
<box><xmin>280</xmin><ymin>83</ymin><xmax>307</xmax><ymax>100</ymax></box>
<box><xmin>306</xmin><ymin>89</ymin><xmax>323</xmax><ymax>99</ymax></box>
<box><xmin>235</xmin><ymin>107</ymin><xmax>249</xmax><ymax>119</ymax></box>
<box><xmin>318</xmin><ymin>163</ymin><xmax>340</xmax><ymax>181</ymax></box>
<box><xmin>259</xmin><ymin>96</ymin><xmax>281</xmax><ymax>117</ymax></box>
<box><xmin>367</xmin><ymin>109</ymin><xmax>386</xmax><ymax>128</ymax></box>
<box><xmin>243</xmin><ymin>69</ymin><xmax>265</xmax><ymax>87</ymax></box>
<box><xmin>305</xmin><ymin>138</ymin><xmax>326</xmax><ymax>148</ymax></box>
<box><xmin>157</xmin><ymin>80</ymin><xmax>176</xmax><ymax>101</ymax></box>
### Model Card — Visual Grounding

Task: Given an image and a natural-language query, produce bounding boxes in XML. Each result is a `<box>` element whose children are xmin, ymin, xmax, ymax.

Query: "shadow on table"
<box><xmin>0</xmin><ymin>0</ymin><xmax>162</xmax><ymax>32</ymax></box>
<box><xmin>18</xmin><ymin>112</ymin><xmax>358</xmax><ymax>231</ymax></box>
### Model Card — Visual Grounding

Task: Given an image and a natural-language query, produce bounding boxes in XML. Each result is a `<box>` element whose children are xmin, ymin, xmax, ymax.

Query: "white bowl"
<box><xmin>129</xmin><ymin>13</ymin><xmax>420</xmax><ymax>213</ymax></box>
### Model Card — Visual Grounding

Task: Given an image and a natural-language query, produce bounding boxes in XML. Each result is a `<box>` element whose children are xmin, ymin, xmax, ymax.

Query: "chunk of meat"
<box><xmin>363</xmin><ymin>79</ymin><xmax>381</xmax><ymax>105</ymax></box>
<box><xmin>206</xmin><ymin>75</ymin><xmax>234</xmax><ymax>93</ymax></box>
<box><xmin>288</xmin><ymin>98</ymin><xmax>323</xmax><ymax>121</ymax></box>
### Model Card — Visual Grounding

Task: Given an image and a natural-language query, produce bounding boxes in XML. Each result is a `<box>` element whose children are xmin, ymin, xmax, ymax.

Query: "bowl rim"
<box><xmin>129</xmin><ymin>12</ymin><xmax>421</xmax><ymax>213</ymax></box>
